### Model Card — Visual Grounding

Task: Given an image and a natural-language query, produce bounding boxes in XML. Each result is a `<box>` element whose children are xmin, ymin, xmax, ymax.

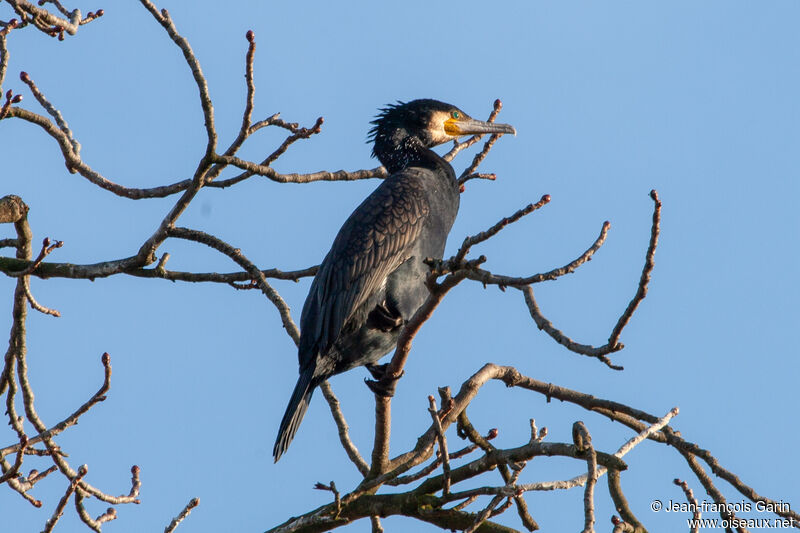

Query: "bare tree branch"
<box><xmin>42</xmin><ymin>464</ymin><xmax>86</xmax><ymax>533</ymax></box>
<box><xmin>674</xmin><ymin>478</ymin><xmax>700</xmax><ymax>533</ymax></box>
<box><xmin>607</xmin><ymin>470</ymin><xmax>647</xmax><ymax>533</ymax></box>
<box><xmin>320</xmin><ymin>382</ymin><xmax>369</xmax><ymax>477</ymax></box>
<box><xmin>167</xmin><ymin>227</ymin><xmax>300</xmax><ymax>343</ymax></box>
<box><xmin>572</xmin><ymin>422</ymin><xmax>597</xmax><ymax>533</ymax></box>
<box><xmin>606</xmin><ymin>189</ymin><xmax>661</xmax><ymax>347</ymax></box>
<box><xmin>137</xmin><ymin>0</ymin><xmax>216</xmax><ymax>157</ymax></box>
<box><xmin>428</xmin><ymin>396</ymin><xmax>451</xmax><ymax>496</ymax></box>
<box><xmin>164</xmin><ymin>497</ymin><xmax>200</xmax><ymax>533</ymax></box>
<box><xmin>4</xmin><ymin>0</ymin><xmax>102</xmax><ymax>37</ymax></box>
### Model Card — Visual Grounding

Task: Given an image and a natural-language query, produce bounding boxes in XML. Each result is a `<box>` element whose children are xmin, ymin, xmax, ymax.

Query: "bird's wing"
<box><xmin>299</xmin><ymin>170</ymin><xmax>430</xmax><ymax>365</ymax></box>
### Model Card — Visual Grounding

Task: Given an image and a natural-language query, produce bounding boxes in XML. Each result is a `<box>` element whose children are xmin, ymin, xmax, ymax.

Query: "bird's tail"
<box><xmin>273</xmin><ymin>366</ymin><xmax>315</xmax><ymax>462</ymax></box>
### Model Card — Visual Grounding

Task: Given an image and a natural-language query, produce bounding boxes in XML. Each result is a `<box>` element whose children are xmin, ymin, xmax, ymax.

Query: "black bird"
<box><xmin>273</xmin><ymin>99</ymin><xmax>515</xmax><ymax>461</ymax></box>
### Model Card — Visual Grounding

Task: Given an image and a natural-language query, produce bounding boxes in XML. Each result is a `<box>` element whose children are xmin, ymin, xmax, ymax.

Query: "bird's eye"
<box><xmin>451</xmin><ymin>111</ymin><xmax>460</xmax><ymax>119</ymax></box>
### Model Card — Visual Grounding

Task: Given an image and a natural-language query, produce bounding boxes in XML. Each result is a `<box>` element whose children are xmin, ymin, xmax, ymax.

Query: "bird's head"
<box><xmin>369</xmin><ymin>99</ymin><xmax>515</xmax><ymax>167</ymax></box>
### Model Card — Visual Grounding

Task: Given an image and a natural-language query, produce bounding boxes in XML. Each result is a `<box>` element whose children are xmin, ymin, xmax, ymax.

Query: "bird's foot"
<box><xmin>367</xmin><ymin>303</ymin><xmax>403</xmax><ymax>332</ymax></box>
<box><xmin>365</xmin><ymin>363</ymin><xmax>388</xmax><ymax>380</ymax></box>
<box><xmin>364</xmin><ymin>365</ymin><xmax>404</xmax><ymax>397</ymax></box>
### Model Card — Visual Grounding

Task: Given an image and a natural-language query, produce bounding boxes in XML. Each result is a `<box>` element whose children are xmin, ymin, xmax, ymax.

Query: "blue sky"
<box><xmin>2</xmin><ymin>1</ymin><xmax>798</xmax><ymax>531</ymax></box>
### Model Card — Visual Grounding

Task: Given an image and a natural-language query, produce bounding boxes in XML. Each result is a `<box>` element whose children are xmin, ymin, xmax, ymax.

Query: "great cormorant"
<box><xmin>273</xmin><ymin>99</ymin><xmax>515</xmax><ymax>461</ymax></box>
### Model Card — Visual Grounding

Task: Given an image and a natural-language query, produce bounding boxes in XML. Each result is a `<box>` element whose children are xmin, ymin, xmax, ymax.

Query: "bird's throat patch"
<box><xmin>443</xmin><ymin>118</ymin><xmax>461</xmax><ymax>136</ymax></box>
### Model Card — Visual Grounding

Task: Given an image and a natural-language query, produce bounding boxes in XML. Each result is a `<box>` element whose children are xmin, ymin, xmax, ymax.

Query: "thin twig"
<box><xmin>458</xmin><ymin>103</ymin><xmax>509</xmax><ymax>182</ymax></box>
<box><xmin>458</xmin><ymin>172</ymin><xmax>496</xmax><ymax>186</ymax></box>
<box><xmin>0</xmin><ymin>354</ymin><xmax>117</xmax><ymax>457</ymax></box>
<box><xmin>168</xmin><ymin>227</ymin><xmax>300</xmax><ymax>343</ymax></box>
<box><xmin>164</xmin><ymin>497</ymin><xmax>200</xmax><ymax>533</ymax></box>
<box><xmin>521</xmin><ymin>285</ymin><xmax>622</xmax><ymax>369</ymax></box>
<box><xmin>74</xmin><ymin>489</ymin><xmax>116</xmax><ymax>533</ymax></box>
<box><xmin>0</xmin><ymin>434</ymin><xmax>26</xmax><ymax>483</ymax></box>
<box><xmin>19</xmin><ymin>70</ymin><xmax>79</xmax><ymax>154</ymax></box>
<box><xmin>5</xmin><ymin>103</ymin><xmax>386</xmax><ymax>198</ymax></box>
<box><xmin>607</xmin><ymin>189</ymin><xmax>661</xmax><ymax>346</ymax></box>
<box><xmin>4</xmin><ymin>0</ymin><xmax>92</xmax><ymax>36</ymax></box>
<box><xmin>387</xmin><ymin>443</ymin><xmax>478</xmax><ymax>486</ymax></box>
<box><xmin>22</xmin><ymin>276</ymin><xmax>60</xmax><ymax>316</ymax></box>
<box><xmin>674</xmin><ymin>478</ymin><xmax>700</xmax><ymax>533</ymax></box>
<box><xmin>464</xmin><ymin>494</ymin><xmax>507</xmax><ymax>533</ymax></box>
<box><xmin>607</xmin><ymin>470</ymin><xmax>646</xmax><ymax>532</ymax></box>
<box><xmin>0</xmin><ymin>86</ymin><xmax>22</xmax><ymax>119</ymax></box>
<box><xmin>467</xmin><ymin>219</ymin><xmax>610</xmax><ymax>288</ymax></box>
<box><xmin>313</xmin><ymin>481</ymin><xmax>341</xmax><ymax>518</ymax></box>
<box><xmin>573</xmin><ymin>422</ymin><xmax>596</xmax><ymax>533</ymax></box>
<box><xmin>320</xmin><ymin>381</ymin><xmax>369</xmax><ymax>476</ymax></box>
<box><xmin>427</xmin><ymin>396</ymin><xmax>451</xmax><ymax>496</ymax></box>
<box><xmin>451</xmin><ymin>195</ymin><xmax>551</xmax><ymax>266</ymax></box>
<box><xmin>42</xmin><ymin>464</ymin><xmax>86</xmax><ymax>533</ymax></box>
<box><xmin>456</xmin><ymin>410</ymin><xmax>538</xmax><ymax>531</ymax></box>
<box><xmin>520</xmin><ymin>407</ymin><xmax>677</xmax><ymax>491</ymax></box>
<box><xmin>137</xmin><ymin>0</ymin><xmax>216</xmax><ymax>157</ymax></box>
<box><xmin>674</xmin><ymin>447</ymin><xmax>747</xmax><ymax>533</ymax></box>
<box><xmin>7</xmin><ymin>236</ymin><xmax>63</xmax><ymax>277</ymax></box>
<box><xmin>0</xmin><ymin>255</ymin><xmax>318</xmax><ymax>283</ymax></box>
<box><xmin>214</xmin><ymin>154</ymin><xmax>386</xmax><ymax>184</ymax></box>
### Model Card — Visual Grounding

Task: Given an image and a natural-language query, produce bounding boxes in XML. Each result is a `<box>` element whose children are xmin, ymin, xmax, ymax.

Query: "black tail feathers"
<box><xmin>273</xmin><ymin>367</ymin><xmax>315</xmax><ymax>462</ymax></box>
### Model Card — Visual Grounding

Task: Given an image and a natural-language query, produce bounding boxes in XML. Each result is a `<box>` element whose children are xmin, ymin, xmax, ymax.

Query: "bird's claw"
<box><xmin>365</xmin><ymin>363</ymin><xmax>388</xmax><ymax>380</ymax></box>
<box><xmin>364</xmin><ymin>366</ymin><xmax>404</xmax><ymax>397</ymax></box>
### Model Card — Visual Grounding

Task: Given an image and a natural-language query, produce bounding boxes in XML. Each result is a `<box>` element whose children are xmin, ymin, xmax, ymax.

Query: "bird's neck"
<box><xmin>376</xmin><ymin>131</ymin><xmax>452</xmax><ymax>177</ymax></box>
